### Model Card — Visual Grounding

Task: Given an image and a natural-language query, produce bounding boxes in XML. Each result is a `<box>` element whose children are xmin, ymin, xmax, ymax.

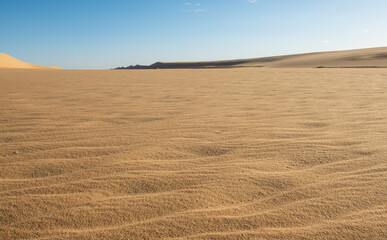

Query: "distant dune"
<box><xmin>117</xmin><ymin>47</ymin><xmax>387</xmax><ymax>69</ymax></box>
<box><xmin>0</xmin><ymin>53</ymin><xmax>61</xmax><ymax>69</ymax></box>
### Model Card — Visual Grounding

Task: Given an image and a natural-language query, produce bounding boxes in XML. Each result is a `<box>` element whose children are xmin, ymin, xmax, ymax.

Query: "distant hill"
<box><xmin>116</xmin><ymin>47</ymin><xmax>387</xmax><ymax>69</ymax></box>
<box><xmin>0</xmin><ymin>53</ymin><xmax>61</xmax><ymax>69</ymax></box>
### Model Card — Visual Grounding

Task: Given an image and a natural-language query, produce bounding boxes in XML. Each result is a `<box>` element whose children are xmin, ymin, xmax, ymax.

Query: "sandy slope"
<box><xmin>0</xmin><ymin>53</ymin><xmax>61</xmax><ymax>69</ymax></box>
<box><xmin>146</xmin><ymin>47</ymin><xmax>387</xmax><ymax>69</ymax></box>
<box><xmin>0</xmin><ymin>68</ymin><xmax>386</xmax><ymax>239</ymax></box>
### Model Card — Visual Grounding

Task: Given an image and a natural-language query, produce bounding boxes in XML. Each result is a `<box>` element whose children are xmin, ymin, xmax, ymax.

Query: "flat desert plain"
<box><xmin>0</xmin><ymin>68</ymin><xmax>386</xmax><ymax>239</ymax></box>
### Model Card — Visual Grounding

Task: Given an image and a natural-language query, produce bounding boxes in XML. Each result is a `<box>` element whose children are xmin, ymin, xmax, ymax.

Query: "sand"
<box><xmin>0</xmin><ymin>67</ymin><xmax>386</xmax><ymax>239</ymax></box>
<box><xmin>0</xmin><ymin>53</ymin><xmax>61</xmax><ymax>69</ymax></box>
<box><xmin>143</xmin><ymin>47</ymin><xmax>387</xmax><ymax>69</ymax></box>
<box><xmin>2</xmin><ymin>47</ymin><xmax>387</xmax><ymax>70</ymax></box>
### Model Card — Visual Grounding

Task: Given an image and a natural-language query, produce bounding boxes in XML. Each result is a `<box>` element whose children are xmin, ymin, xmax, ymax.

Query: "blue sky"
<box><xmin>1</xmin><ymin>0</ymin><xmax>387</xmax><ymax>69</ymax></box>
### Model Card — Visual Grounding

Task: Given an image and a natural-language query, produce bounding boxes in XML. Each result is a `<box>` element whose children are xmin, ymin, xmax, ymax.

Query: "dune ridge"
<box><xmin>0</xmin><ymin>53</ymin><xmax>61</xmax><ymax>69</ymax></box>
<box><xmin>117</xmin><ymin>47</ymin><xmax>387</xmax><ymax>69</ymax></box>
<box><xmin>0</xmin><ymin>68</ymin><xmax>386</xmax><ymax>239</ymax></box>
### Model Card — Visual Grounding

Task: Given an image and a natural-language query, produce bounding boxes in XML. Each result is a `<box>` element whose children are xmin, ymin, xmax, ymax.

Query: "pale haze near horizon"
<box><xmin>0</xmin><ymin>0</ymin><xmax>386</xmax><ymax>69</ymax></box>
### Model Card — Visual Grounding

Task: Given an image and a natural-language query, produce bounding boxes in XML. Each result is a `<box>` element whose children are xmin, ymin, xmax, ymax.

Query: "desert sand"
<box><xmin>0</xmin><ymin>49</ymin><xmax>387</xmax><ymax>239</ymax></box>
<box><xmin>2</xmin><ymin>47</ymin><xmax>387</xmax><ymax>70</ymax></box>
<box><xmin>133</xmin><ymin>47</ymin><xmax>387</xmax><ymax>69</ymax></box>
<box><xmin>0</xmin><ymin>53</ymin><xmax>61</xmax><ymax>69</ymax></box>
<box><xmin>0</xmin><ymin>68</ymin><xmax>387</xmax><ymax>239</ymax></box>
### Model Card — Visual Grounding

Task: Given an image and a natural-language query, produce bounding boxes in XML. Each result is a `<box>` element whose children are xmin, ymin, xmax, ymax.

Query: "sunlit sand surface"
<box><xmin>0</xmin><ymin>53</ymin><xmax>61</xmax><ymax>70</ymax></box>
<box><xmin>126</xmin><ymin>47</ymin><xmax>387</xmax><ymax>69</ymax></box>
<box><xmin>1</xmin><ymin>68</ymin><xmax>386</xmax><ymax>239</ymax></box>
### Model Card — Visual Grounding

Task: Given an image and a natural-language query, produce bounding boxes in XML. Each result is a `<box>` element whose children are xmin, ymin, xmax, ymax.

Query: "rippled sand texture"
<box><xmin>1</xmin><ymin>68</ymin><xmax>386</xmax><ymax>239</ymax></box>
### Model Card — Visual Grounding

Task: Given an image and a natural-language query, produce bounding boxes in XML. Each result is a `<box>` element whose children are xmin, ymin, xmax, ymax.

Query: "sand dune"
<box><xmin>121</xmin><ymin>47</ymin><xmax>387</xmax><ymax>69</ymax></box>
<box><xmin>0</xmin><ymin>53</ymin><xmax>61</xmax><ymax>69</ymax></box>
<box><xmin>0</xmin><ymin>68</ymin><xmax>386</xmax><ymax>239</ymax></box>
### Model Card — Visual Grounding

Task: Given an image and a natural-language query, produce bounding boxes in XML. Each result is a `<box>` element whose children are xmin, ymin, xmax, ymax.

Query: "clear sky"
<box><xmin>1</xmin><ymin>0</ymin><xmax>387</xmax><ymax>69</ymax></box>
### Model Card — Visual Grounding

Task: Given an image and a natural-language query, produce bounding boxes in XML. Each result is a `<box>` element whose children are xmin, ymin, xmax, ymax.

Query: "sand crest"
<box><xmin>0</xmin><ymin>53</ymin><xmax>61</xmax><ymax>69</ymax></box>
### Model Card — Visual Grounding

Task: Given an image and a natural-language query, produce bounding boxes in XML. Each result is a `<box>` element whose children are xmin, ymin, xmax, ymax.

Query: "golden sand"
<box><xmin>0</xmin><ymin>68</ymin><xmax>386</xmax><ymax>239</ymax></box>
<box><xmin>0</xmin><ymin>53</ymin><xmax>61</xmax><ymax>69</ymax></box>
<box><xmin>143</xmin><ymin>47</ymin><xmax>387</xmax><ymax>69</ymax></box>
